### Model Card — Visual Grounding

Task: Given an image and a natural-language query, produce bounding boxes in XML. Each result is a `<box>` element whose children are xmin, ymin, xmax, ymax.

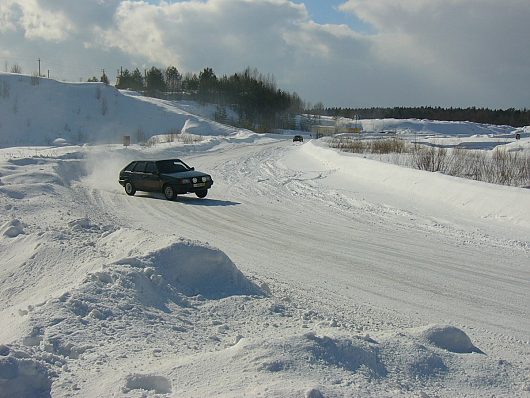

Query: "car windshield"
<box><xmin>157</xmin><ymin>160</ymin><xmax>190</xmax><ymax>173</ymax></box>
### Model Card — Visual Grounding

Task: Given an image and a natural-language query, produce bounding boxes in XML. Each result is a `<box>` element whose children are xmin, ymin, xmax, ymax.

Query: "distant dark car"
<box><xmin>119</xmin><ymin>159</ymin><xmax>213</xmax><ymax>200</ymax></box>
<box><xmin>293</xmin><ymin>135</ymin><xmax>304</xmax><ymax>142</ymax></box>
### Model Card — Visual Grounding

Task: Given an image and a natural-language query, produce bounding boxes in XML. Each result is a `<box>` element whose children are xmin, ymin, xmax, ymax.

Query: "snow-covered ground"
<box><xmin>1</xmin><ymin>74</ymin><xmax>529</xmax><ymax>397</ymax></box>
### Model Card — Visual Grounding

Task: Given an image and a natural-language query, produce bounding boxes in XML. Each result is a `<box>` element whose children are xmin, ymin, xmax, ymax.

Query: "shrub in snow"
<box><xmin>329</xmin><ymin>137</ymin><xmax>530</xmax><ymax>186</ymax></box>
<box><xmin>30</xmin><ymin>73</ymin><xmax>40</xmax><ymax>86</ymax></box>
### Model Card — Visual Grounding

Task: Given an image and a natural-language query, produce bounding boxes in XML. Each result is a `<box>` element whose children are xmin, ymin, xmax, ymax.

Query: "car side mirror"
<box><xmin>191</xmin><ymin>167</ymin><xmax>195</xmax><ymax>171</ymax></box>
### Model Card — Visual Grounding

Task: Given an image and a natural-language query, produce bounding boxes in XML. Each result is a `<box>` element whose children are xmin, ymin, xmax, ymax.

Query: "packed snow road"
<box><xmin>2</xmin><ymin>136</ymin><xmax>530</xmax><ymax>396</ymax></box>
<box><xmin>80</xmin><ymin>139</ymin><xmax>530</xmax><ymax>356</ymax></box>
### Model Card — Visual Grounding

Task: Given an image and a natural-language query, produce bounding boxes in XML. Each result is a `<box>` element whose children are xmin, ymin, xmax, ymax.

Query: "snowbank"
<box><xmin>303</xmin><ymin>141</ymin><xmax>530</xmax><ymax>232</ymax></box>
<box><xmin>114</xmin><ymin>239</ymin><xmax>264</xmax><ymax>299</ymax></box>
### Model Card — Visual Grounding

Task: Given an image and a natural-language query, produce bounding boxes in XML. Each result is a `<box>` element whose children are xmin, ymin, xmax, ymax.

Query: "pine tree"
<box><xmin>145</xmin><ymin>66</ymin><xmax>166</xmax><ymax>94</ymax></box>
<box><xmin>198</xmin><ymin>67</ymin><xmax>217</xmax><ymax>102</ymax></box>
<box><xmin>100</xmin><ymin>72</ymin><xmax>109</xmax><ymax>85</ymax></box>
<box><xmin>165</xmin><ymin>66</ymin><xmax>182</xmax><ymax>93</ymax></box>
<box><xmin>130</xmin><ymin>68</ymin><xmax>144</xmax><ymax>91</ymax></box>
<box><xmin>116</xmin><ymin>69</ymin><xmax>132</xmax><ymax>89</ymax></box>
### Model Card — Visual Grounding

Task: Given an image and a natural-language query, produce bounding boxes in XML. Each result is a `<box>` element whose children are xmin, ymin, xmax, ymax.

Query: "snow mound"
<box><xmin>171</xmin><ymin>326</ymin><xmax>502</xmax><ymax>396</ymax></box>
<box><xmin>418</xmin><ymin>324</ymin><xmax>484</xmax><ymax>354</ymax></box>
<box><xmin>232</xmin><ymin>332</ymin><xmax>387</xmax><ymax>378</ymax></box>
<box><xmin>0</xmin><ymin>346</ymin><xmax>58</xmax><ymax>398</ymax></box>
<box><xmin>303</xmin><ymin>333</ymin><xmax>387</xmax><ymax>376</ymax></box>
<box><xmin>52</xmin><ymin>138</ymin><xmax>69</xmax><ymax>146</ymax></box>
<box><xmin>305</xmin><ymin>388</ymin><xmax>325</xmax><ymax>398</ymax></box>
<box><xmin>116</xmin><ymin>240</ymin><xmax>263</xmax><ymax>299</ymax></box>
<box><xmin>122</xmin><ymin>374</ymin><xmax>172</xmax><ymax>394</ymax></box>
<box><xmin>1</xmin><ymin>219</ymin><xmax>25</xmax><ymax>238</ymax></box>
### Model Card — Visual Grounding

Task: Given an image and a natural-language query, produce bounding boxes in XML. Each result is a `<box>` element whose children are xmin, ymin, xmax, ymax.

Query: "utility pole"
<box><xmin>37</xmin><ymin>58</ymin><xmax>41</xmax><ymax>77</ymax></box>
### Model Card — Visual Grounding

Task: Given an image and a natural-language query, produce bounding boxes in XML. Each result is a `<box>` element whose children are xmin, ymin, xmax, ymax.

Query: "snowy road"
<box><xmin>2</xmin><ymin>137</ymin><xmax>530</xmax><ymax>396</ymax></box>
<box><xmin>81</xmin><ymin>139</ymin><xmax>530</xmax><ymax>356</ymax></box>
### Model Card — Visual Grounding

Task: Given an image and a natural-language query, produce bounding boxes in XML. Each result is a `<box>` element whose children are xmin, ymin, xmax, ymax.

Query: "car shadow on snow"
<box><xmin>178</xmin><ymin>196</ymin><xmax>241</xmax><ymax>207</ymax></box>
<box><xmin>136</xmin><ymin>193</ymin><xmax>241</xmax><ymax>207</ymax></box>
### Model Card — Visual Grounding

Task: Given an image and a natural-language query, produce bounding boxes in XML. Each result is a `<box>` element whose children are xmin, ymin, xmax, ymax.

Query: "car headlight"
<box><xmin>180</xmin><ymin>179</ymin><xmax>191</xmax><ymax>184</ymax></box>
<box><xmin>192</xmin><ymin>177</ymin><xmax>198</xmax><ymax>183</ymax></box>
<box><xmin>202</xmin><ymin>176</ymin><xmax>208</xmax><ymax>182</ymax></box>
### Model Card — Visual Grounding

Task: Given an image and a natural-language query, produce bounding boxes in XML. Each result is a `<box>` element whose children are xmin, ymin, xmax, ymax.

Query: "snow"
<box><xmin>0</xmin><ymin>74</ymin><xmax>529</xmax><ymax>397</ymax></box>
<box><xmin>0</xmin><ymin>73</ymin><xmax>235</xmax><ymax>147</ymax></box>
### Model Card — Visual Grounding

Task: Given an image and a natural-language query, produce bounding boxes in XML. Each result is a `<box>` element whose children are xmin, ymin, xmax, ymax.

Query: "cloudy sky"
<box><xmin>1</xmin><ymin>0</ymin><xmax>529</xmax><ymax>108</ymax></box>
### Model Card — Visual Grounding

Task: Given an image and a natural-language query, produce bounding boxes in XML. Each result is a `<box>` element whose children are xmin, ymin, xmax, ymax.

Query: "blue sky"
<box><xmin>149</xmin><ymin>0</ymin><xmax>375</xmax><ymax>32</ymax></box>
<box><xmin>298</xmin><ymin>0</ymin><xmax>373</xmax><ymax>33</ymax></box>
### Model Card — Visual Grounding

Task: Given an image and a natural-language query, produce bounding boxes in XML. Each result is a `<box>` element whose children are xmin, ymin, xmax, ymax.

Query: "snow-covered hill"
<box><xmin>0</xmin><ymin>73</ymin><xmax>234</xmax><ymax>147</ymax></box>
<box><xmin>0</xmin><ymin>76</ymin><xmax>529</xmax><ymax>397</ymax></box>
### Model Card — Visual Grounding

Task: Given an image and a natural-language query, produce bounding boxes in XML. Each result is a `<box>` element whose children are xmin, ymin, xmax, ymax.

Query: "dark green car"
<box><xmin>119</xmin><ymin>159</ymin><xmax>213</xmax><ymax>200</ymax></box>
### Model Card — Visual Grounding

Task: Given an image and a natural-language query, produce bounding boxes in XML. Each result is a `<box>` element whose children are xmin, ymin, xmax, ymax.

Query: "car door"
<box><xmin>143</xmin><ymin>162</ymin><xmax>162</xmax><ymax>192</ymax></box>
<box><xmin>131</xmin><ymin>161</ymin><xmax>148</xmax><ymax>190</ymax></box>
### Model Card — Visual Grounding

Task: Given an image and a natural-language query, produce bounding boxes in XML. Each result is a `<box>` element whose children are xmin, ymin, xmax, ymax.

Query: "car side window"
<box><xmin>133</xmin><ymin>161</ymin><xmax>147</xmax><ymax>173</ymax></box>
<box><xmin>145</xmin><ymin>162</ymin><xmax>157</xmax><ymax>174</ymax></box>
<box><xmin>125</xmin><ymin>162</ymin><xmax>136</xmax><ymax>172</ymax></box>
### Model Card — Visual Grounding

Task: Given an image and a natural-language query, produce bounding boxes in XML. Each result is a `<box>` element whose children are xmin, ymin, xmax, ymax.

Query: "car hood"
<box><xmin>161</xmin><ymin>171</ymin><xmax>210</xmax><ymax>179</ymax></box>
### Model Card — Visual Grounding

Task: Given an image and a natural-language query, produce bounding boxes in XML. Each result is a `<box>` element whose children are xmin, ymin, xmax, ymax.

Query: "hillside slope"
<box><xmin>0</xmin><ymin>73</ymin><xmax>234</xmax><ymax>147</ymax></box>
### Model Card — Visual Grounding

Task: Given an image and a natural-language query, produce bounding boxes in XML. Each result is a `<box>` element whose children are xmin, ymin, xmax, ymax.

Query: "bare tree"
<box><xmin>10</xmin><ymin>64</ymin><xmax>22</xmax><ymax>74</ymax></box>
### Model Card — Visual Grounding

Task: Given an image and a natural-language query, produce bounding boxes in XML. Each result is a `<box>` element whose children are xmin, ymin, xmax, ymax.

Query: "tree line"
<box><xmin>315</xmin><ymin>106</ymin><xmax>530</xmax><ymax>128</ymax></box>
<box><xmin>112</xmin><ymin>65</ymin><xmax>304</xmax><ymax>132</ymax></box>
<box><xmin>92</xmin><ymin>65</ymin><xmax>530</xmax><ymax>129</ymax></box>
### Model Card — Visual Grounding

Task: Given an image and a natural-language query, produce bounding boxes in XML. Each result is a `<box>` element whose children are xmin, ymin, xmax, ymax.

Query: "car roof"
<box><xmin>129</xmin><ymin>159</ymin><xmax>184</xmax><ymax>163</ymax></box>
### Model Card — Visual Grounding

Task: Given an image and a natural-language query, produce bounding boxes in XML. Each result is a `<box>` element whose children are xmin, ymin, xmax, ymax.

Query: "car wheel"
<box><xmin>124</xmin><ymin>182</ymin><xmax>136</xmax><ymax>196</ymax></box>
<box><xmin>163</xmin><ymin>185</ymin><xmax>177</xmax><ymax>200</ymax></box>
<box><xmin>195</xmin><ymin>189</ymin><xmax>208</xmax><ymax>198</ymax></box>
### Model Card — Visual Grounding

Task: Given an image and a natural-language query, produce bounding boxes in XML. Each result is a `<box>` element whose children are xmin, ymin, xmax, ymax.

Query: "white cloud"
<box><xmin>0</xmin><ymin>0</ymin><xmax>528</xmax><ymax>107</ymax></box>
<box><xmin>339</xmin><ymin>0</ymin><xmax>530</xmax><ymax>106</ymax></box>
<box><xmin>0</xmin><ymin>1</ymin><xmax>20</xmax><ymax>33</ymax></box>
<box><xmin>95</xmin><ymin>0</ymin><xmax>311</xmax><ymax>71</ymax></box>
<box><xmin>1</xmin><ymin>0</ymin><xmax>75</xmax><ymax>41</ymax></box>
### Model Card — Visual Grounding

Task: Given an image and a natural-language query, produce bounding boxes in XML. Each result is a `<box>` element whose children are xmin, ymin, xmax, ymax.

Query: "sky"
<box><xmin>0</xmin><ymin>0</ymin><xmax>529</xmax><ymax>109</ymax></box>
